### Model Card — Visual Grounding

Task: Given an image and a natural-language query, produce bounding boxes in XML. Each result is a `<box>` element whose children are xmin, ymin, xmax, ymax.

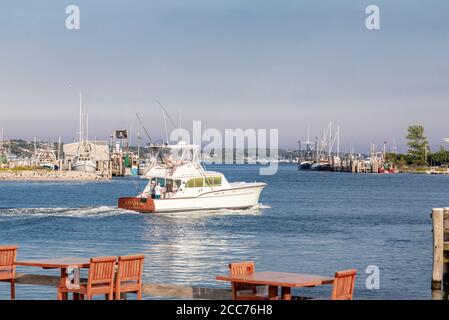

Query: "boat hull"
<box><xmin>118</xmin><ymin>183</ymin><xmax>266</xmax><ymax>213</ymax></box>
<box><xmin>72</xmin><ymin>162</ymin><xmax>96</xmax><ymax>173</ymax></box>
<box><xmin>310</xmin><ymin>163</ymin><xmax>331</xmax><ymax>171</ymax></box>
<box><xmin>118</xmin><ymin>197</ymin><xmax>156</xmax><ymax>213</ymax></box>
<box><xmin>298</xmin><ymin>161</ymin><xmax>312</xmax><ymax>170</ymax></box>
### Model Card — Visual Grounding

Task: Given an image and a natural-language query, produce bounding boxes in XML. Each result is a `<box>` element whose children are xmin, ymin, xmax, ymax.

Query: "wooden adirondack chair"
<box><xmin>229</xmin><ymin>261</ymin><xmax>268</xmax><ymax>300</ymax></box>
<box><xmin>67</xmin><ymin>256</ymin><xmax>117</xmax><ymax>300</ymax></box>
<box><xmin>331</xmin><ymin>269</ymin><xmax>357</xmax><ymax>300</ymax></box>
<box><xmin>114</xmin><ymin>255</ymin><xmax>145</xmax><ymax>300</ymax></box>
<box><xmin>0</xmin><ymin>245</ymin><xmax>18</xmax><ymax>300</ymax></box>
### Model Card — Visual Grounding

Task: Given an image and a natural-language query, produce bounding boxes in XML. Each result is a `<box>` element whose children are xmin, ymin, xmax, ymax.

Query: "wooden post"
<box><xmin>432</xmin><ymin>208</ymin><xmax>444</xmax><ymax>290</ymax></box>
<box><xmin>444</xmin><ymin>207</ymin><xmax>449</xmax><ymax>290</ymax></box>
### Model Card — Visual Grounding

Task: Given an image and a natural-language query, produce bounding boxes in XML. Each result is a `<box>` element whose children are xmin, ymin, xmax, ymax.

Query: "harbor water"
<box><xmin>0</xmin><ymin>164</ymin><xmax>447</xmax><ymax>300</ymax></box>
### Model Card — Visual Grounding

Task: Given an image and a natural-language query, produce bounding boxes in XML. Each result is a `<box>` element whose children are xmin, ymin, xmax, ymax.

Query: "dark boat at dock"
<box><xmin>298</xmin><ymin>161</ymin><xmax>313</xmax><ymax>170</ymax></box>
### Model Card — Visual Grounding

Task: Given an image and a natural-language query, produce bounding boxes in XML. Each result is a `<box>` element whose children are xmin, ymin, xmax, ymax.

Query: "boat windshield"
<box><xmin>148</xmin><ymin>143</ymin><xmax>202</xmax><ymax>167</ymax></box>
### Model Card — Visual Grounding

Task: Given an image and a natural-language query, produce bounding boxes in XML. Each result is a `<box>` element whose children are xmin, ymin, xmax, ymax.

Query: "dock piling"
<box><xmin>432</xmin><ymin>208</ymin><xmax>444</xmax><ymax>290</ymax></box>
<box><xmin>444</xmin><ymin>207</ymin><xmax>449</xmax><ymax>290</ymax></box>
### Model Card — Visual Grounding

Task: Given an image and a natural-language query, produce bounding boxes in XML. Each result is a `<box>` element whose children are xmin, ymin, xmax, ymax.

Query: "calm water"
<box><xmin>0</xmin><ymin>164</ymin><xmax>448</xmax><ymax>300</ymax></box>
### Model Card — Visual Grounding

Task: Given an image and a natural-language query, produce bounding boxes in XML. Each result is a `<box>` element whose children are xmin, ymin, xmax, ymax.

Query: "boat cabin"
<box><xmin>142</xmin><ymin>172</ymin><xmax>228</xmax><ymax>199</ymax></box>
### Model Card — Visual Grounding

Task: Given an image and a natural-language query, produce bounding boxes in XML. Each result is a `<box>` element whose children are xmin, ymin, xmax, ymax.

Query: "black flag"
<box><xmin>116</xmin><ymin>130</ymin><xmax>128</xmax><ymax>139</ymax></box>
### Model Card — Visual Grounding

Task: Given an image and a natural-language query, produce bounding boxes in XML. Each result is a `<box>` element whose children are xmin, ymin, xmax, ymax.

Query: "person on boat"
<box><xmin>150</xmin><ymin>180</ymin><xmax>156</xmax><ymax>199</ymax></box>
<box><xmin>140</xmin><ymin>191</ymin><xmax>148</xmax><ymax>198</ymax></box>
<box><xmin>165</xmin><ymin>183</ymin><xmax>173</xmax><ymax>198</ymax></box>
<box><xmin>155</xmin><ymin>183</ymin><xmax>162</xmax><ymax>199</ymax></box>
<box><xmin>162</xmin><ymin>154</ymin><xmax>175</xmax><ymax>167</ymax></box>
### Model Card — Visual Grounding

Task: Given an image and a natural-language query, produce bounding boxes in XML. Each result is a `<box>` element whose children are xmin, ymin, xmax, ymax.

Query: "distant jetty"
<box><xmin>0</xmin><ymin>169</ymin><xmax>109</xmax><ymax>181</ymax></box>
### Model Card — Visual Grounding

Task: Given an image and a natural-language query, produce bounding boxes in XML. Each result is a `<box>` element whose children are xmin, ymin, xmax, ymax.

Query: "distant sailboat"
<box><xmin>72</xmin><ymin>93</ymin><xmax>97</xmax><ymax>173</ymax></box>
<box><xmin>298</xmin><ymin>127</ymin><xmax>314</xmax><ymax>170</ymax></box>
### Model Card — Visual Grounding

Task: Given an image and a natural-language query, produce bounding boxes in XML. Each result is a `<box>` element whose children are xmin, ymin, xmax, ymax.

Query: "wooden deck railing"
<box><xmin>12</xmin><ymin>273</ymin><xmax>231</xmax><ymax>300</ymax></box>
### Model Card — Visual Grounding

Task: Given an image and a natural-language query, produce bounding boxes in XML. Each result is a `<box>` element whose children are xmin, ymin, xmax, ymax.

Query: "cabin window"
<box><xmin>205</xmin><ymin>176</ymin><xmax>222</xmax><ymax>187</ymax></box>
<box><xmin>186</xmin><ymin>177</ymin><xmax>204</xmax><ymax>188</ymax></box>
<box><xmin>151</xmin><ymin>178</ymin><xmax>166</xmax><ymax>187</ymax></box>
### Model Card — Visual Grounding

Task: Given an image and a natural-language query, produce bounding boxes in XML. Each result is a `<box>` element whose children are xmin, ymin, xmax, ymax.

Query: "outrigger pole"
<box><xmin>156</xmin><ymin>100</ymin><xmax>177</xmax><ymax>129</ymax></box>
<box><xmin>135</xmin><ymin>113</ymin><xmax>153</xmax><ymax>145</ymax></box>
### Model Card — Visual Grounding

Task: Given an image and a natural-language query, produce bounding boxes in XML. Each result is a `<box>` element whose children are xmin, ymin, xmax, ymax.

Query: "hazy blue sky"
<box><xmin>0</xmin><ymin>0</ymin><xmax>448</xmax><ymax>152</ymax></box>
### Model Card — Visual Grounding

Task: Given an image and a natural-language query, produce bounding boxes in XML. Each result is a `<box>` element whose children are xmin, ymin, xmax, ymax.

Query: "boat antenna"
<box><xmin>161</xmin><ymin>108</ymin><xmax>168</xmax><ymax>144</ymax></box>
<box><xmin>179</xmin><ymin>108</ymin><xmax>182</xmax><ymax>141</ymax></box>
<box><xmin>135</xmin><ymin>113</ymin><xmax>153</xmax><ymax>145</ymax></box>
<box><xmin>129</xmin><ymin>122</ymin><xmax>133</xmax><ymax>148</ymax></box>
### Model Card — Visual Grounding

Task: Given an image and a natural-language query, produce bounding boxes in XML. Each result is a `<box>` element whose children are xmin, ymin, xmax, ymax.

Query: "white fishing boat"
<box><xmin>118</xmin><ymin>141</ymin><xmax>266</xmax><ymax>213</ymax></box>
<box><xmin>72</xmin><ymin>93</ymin><xmax>97</xmax><ymax>173</ymax></box>
<box><xmin>35</xmin><ymin>143</ymin><xmax>58</xmax><ymax>170</ymax></box>
<box><xmin>72</xmin><ymin>142</ymin><xmax>97</xmax><ymax>173</ymax></box>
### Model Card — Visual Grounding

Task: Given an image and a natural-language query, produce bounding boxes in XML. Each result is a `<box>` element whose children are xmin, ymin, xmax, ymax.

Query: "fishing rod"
<box><xmin>135</xmin><ymin>113</ymin><xmax>153</xmax><ymax>145</ymax></box>
<box><xmin>156</xmin><ymin>100</ymin><xmax>177</xmax><ymax>129</ymax></box>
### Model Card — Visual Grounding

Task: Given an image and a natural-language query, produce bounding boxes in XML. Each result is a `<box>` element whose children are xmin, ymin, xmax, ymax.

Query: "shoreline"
<box><xmin>0</xmin><ymin>170</ymin><xmax>110</xmax><ymax>181</ymax></box>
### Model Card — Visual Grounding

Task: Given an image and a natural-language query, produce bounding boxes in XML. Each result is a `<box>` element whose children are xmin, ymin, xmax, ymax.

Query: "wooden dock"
<box><xmin>8</xmin><ymin>273</ymin><xmax>231</xmax><ymax>300</ymax></box>
<box><xmin>431</xmin><ymin>208</ymin><xmax>449</xmax><ymax>292</ymax></box>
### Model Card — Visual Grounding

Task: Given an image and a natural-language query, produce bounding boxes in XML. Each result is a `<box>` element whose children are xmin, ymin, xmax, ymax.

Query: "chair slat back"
<box><xmin>229</xmin><ymin>261</ymin><xmax>256</xmax><ymax>296</ymax></box>
<box><xmin>117</xmin><ymin>255</ymin><xmax>145</xmax><ymax>282</ymax></box>
<box><xmin>0</xmin><ymin>245</ymin><xmax>18</xmax><ymax>274</ymax></box>
<box><xmin>88</xmin><ymin>257</ymin><xmax>116</xmax><ymax>285</ymax></box>
<box><xmin>229</xmin><ymin>261</ymin><xmax>255</xmax><ymax>277</ymax></box>
<box><xmin>331</xmin><ymin>269</ymin><xmax>357</xmax><ymax>300</ymax></box>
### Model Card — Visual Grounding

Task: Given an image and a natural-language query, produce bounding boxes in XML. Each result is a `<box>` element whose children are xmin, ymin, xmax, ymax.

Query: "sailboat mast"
<box><xmin>79</xmin><ymin>92</ymin><xmax>83</xmax><ymax>142</ymax></box>
<box><xmin>337</xmin><ymin>126</ymin><xmax>340</xmax><ymax>158</ymax></box>
<box><xmin>86</xmin><ymin>113</ymin><xmax>89</xmax><ymax>143</ymax></box>
<box><xmin>58</xmin><ymin>136</ymin><xmax>61</xmax><ymax>160</ymax></box>
<box><xmin>179</xmin><ymin>108</ymin><xmax>182</xmax><ymax>141</ymax></box>
<box><xmin>129</xmin><ymin>122</ymin><xmax>132</xmax><ymax>149</ymax></box>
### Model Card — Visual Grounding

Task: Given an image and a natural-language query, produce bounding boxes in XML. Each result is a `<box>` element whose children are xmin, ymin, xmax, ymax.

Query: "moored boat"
<box><xmin>310</xmin><ymin>162</ymin><xmax>331</xmax><ymax>171</ymax></box>
<box><xmin>72</xmin><ymin>93</ymin><xmax>97</xmax><ymax>173</ymax></box>
<box><xmin>298</xmin><ymin>161</ymin><xmax>313</xmax><ymax>170</ymax></box>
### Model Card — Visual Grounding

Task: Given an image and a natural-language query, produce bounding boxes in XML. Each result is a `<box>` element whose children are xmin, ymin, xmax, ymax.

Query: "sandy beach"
<box><xmin>0</xmin><ymin>170</ymin><xmax>110</xmax><ymax>181</ymax></box>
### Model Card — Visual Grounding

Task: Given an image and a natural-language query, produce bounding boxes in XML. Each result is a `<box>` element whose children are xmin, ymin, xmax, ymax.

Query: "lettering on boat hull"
<box><xmin>118</xmin><ymin>197</ymin><xmax>155</xmax><ymax>213</ymax></box>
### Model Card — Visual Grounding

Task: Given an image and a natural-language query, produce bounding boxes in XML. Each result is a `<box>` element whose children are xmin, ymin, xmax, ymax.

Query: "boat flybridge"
<box><xmin>118</xmin><ymin>141</ymin><xmax>267</xmax><ymax>213</ymax></box>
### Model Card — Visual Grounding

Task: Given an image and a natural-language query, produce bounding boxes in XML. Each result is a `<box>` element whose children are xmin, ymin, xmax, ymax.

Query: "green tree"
<box><xmin>406</xmin><ymin>125</ymin><xmax>429</xmax><ymax>166</ymax></box>
<box><xmin>429</xmin><ymin>145</ymin><xmax>449</xmax><ymax>166</ymax></box>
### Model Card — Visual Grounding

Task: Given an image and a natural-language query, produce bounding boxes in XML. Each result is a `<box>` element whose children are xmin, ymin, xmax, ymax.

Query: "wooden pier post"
<box><xmin>432</xmin><ymin>208</ymin><xmax>444</xmax><ymax>290</ymax></box>
<box><xmin>444</xmin><ymin>207</ymin><xmax>449</xmax><ymax>290</ymax></box>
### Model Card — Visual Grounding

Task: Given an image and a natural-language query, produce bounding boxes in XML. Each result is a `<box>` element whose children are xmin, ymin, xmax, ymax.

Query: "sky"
<box><xmin>0</xmin><ymin>0</ymin><xmax>448</xmax><ymax>152</ymax></box>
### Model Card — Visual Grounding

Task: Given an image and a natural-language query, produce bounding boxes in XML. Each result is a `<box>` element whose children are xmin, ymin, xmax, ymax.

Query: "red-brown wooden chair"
<box><xmin>67</xmin><ymin>256</ymin><xmax>117</xmax><ymax>300</ymax></box>
<box><xmin>0</xmin><ymin>245</ymin><xmax>18</xmax><ymax>300</ymax></box>
<box><xmin>229</xmin><ymin>261</ymin><xmax>268</xmax><ymax>300</ymax></box>
<box><xmin>114</xmin><ymin>255</ymin><xmax>145</xmax><ymax>300</ymax></box>
<box><xmin>331</xmin><ymin>269</ymin><xmax>357</xmax><ymax>300</ymax></box>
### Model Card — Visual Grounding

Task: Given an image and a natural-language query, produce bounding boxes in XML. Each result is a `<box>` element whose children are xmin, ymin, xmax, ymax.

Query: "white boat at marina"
<box><xmin>72</xmin><ymin>93</ymin><xmax>97</xmax><ymax>173</ymax></box>
<box><xmin>72</xmin><ymin>142</ymin><xmax>97</xmax><ymax>173</ymax></box>
<box><xmin>35</xmin><ymin>143</ymin><xmax>58</xmax><ymax>170</ymax></box>
<box><xmin>118</xmin><ymin>141</ymin><xmax>266</xmax><ymax>213</ymax></box>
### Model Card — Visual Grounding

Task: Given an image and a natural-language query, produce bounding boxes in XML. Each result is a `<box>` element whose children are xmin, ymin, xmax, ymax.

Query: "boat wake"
<box><xmin>0</xmin><ymin>203</ymin><xmax>270</xmax><ymax>219</ymax></box>
<box><xmin>152</xmin><ymin>203</ymin><xmax>270</xmax><ymax>218</ymax></box>
<box><xmin>0</xmin><ymin>206</ymin><xmax>137</xmax><ymax>219</ymax></box>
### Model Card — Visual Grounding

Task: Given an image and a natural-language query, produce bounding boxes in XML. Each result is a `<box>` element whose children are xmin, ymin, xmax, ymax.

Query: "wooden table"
<box><xmin>216</xmin><ymin>271</ymin><xmax>334</xmax><ymax>300</ymax></box>
<box><xmin>16</xmin><ymin>257</ymin><xmax>90</xmax><ymax>300</ymax></box>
